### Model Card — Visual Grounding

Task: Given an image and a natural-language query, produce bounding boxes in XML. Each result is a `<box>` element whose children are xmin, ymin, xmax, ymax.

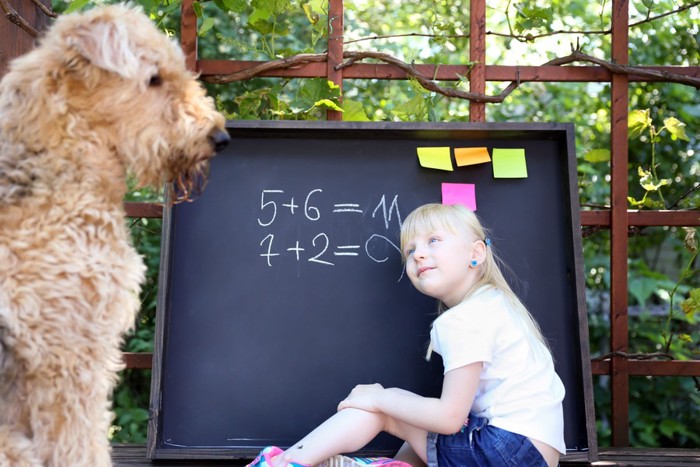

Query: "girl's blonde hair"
<box><xmin>400</xmin><ymin>203</ymin><xmax>552</xmax><ymax>357</ymax></box>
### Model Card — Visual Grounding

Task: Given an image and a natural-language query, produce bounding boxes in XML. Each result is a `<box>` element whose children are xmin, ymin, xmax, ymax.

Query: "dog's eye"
<box><xmin>149</xmin><ymin>74</ymin><xmax>162</xmax><ymax>87</ymax></box>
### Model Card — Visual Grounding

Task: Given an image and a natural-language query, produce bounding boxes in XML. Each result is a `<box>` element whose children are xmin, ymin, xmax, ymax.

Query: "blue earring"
<box><xmin>470</xmin><ymin>259</ymin><xmax>478</xmax><ymax>267</ymax></box>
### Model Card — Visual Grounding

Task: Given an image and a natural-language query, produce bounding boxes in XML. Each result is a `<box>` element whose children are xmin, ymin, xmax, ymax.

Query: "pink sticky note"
<box><xmin>442</xmin><ymin>183</ymin><xmax>477</xmax><ymax>211</ymax></box>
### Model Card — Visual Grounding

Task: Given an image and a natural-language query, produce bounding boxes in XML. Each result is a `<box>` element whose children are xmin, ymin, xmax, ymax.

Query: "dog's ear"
<box><xmin>64</xmin><ymin>18</ymin><xmax>143</xmax><ymax>79</ymax></box>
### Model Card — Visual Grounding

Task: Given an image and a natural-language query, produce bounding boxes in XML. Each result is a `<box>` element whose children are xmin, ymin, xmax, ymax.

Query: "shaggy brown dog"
<box><xmin>0</xmin><ymin>4</ymin><xmax>229</xmax><ymax>465</ymax></box>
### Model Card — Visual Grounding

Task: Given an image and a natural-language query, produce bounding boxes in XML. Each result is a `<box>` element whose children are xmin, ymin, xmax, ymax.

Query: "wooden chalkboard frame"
<box><xmin>147</xmin><ymin>121</ymin><xmax>598</xmax><ymax>462</ymax></box>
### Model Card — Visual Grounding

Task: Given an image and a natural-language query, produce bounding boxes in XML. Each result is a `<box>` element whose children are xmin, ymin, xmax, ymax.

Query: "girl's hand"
<box><xmin>337</xmin><ymin>383</ymin><xmax>385</xmax><ymax>412</ymax></box>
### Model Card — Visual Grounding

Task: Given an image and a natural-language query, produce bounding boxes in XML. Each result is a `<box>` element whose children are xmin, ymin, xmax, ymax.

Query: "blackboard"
<box><xmin>147</xmin><ymin>121</ymin><xmax>597</xmax><ymax>461</ymax></box>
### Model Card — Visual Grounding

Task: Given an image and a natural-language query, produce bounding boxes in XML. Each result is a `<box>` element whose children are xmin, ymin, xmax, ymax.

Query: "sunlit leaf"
<box><xmin>627</xmin><ymin>196</ymin><xmax>645</xmax><ymax>207</ymax></box>
<box><xmin>663</xmin><ymin>117</ymin><xmax>690</xmax><ymax>141</ymax></box>
<box><xmin>302</xmin><ymin>3</ymin><xmax>320</xmax><ymax>24</ymax></box>
<box><xmin>341</xmin><ymin>99</ymin><xmax>370</xmax><ymax>121</ymax></box>
<box><xmin>640</xmin><ymin>177</ymin><xmax>671</xmax><ymax>192</ymax></box>
<box><xmin>681</xmin><ymin>289</ymin><xmax>700</xmax><ymax>317</ymax></box>
<box><xmin>327</xmin><ymin>80</ymin><xmax>341</xmax><ymax>92</ymax></box>
<box><xmin>584</xmin><ymin>148</ymin><xmax>610</xmax><ymax>163</ymax></box>
<box><xmin>64</xmin><ymin>0</ymin><xmax>91</xmax><ymax>14</ymax></box>
<box><xmin>249</xmin><ymin>6</ymin><xmax>272</xmax><ymax>24</ymax></box>
<box><xmin>638</xmin><ymin>166</ymin><xmax>652</xmax><ymax>184</ymax></box>
<box><xmin>312</xmin><ymin>99</ymin><xmax>344</xmax><ymax>112</ymax></box>
<box><xmin>629</xmin><ymin>109</ymin><xmax>651</xmax><ymax>139</ymax></box>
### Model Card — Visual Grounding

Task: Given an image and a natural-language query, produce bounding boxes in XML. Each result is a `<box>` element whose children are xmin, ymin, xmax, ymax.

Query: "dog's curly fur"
<box><xmin>0</xmin><ymin>4</ymin><xmax>228</xmax><ymax>465</ymax></box>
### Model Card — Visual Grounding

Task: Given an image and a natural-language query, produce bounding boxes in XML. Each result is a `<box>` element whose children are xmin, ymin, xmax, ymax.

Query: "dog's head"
<box><xmin>1</xmin><ymin>4</ymin><xmax>229</xmax><ymax>203</ymax></box>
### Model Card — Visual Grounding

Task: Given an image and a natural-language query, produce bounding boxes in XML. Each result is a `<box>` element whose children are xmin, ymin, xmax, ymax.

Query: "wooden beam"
<box><xmin>198</xmin><ymin>60</ymin><xmax>700</xmax><ymax>83</ymax></box>
<box><xmin>581</xmin><ymin>210</ymin><xmax>700</xmax><ymax>227</ymax></box>
<box><xmin>123</xmin><ymin>352</ymin><xmax>153</xmax><ymax>370</ymax></box>
<box><xmin>124</xmin><ymin>202</ymin><xmax>163</xmax><ymax>219</ymax></box>
<box><xmin>592</xmin><ymin>359</ymin><xmax>700</xmax><ymax>376</ymax></box>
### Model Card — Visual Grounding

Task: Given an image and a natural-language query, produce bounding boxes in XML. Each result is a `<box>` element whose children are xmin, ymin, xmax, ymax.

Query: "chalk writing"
<box><xmin>257</xmin><ymin>189</ymin><xmax>405</xmax><ymax>278</ymax></box>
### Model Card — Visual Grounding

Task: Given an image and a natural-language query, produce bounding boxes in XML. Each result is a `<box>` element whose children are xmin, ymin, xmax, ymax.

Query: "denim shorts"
<box><xmin>426</xmin><ymin>416</ymin><xmax>549</xmax><ymax>467</ymax></box>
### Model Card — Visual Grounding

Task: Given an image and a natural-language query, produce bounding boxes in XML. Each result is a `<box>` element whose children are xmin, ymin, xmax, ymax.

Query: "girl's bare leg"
<box><xmin>394</xmin><ymin>442</ymin><xmax>427</xmax><ymax>467</ymax></box>
<box><xmin>277</xmin><ymin>409</ymin><xmax>427</xmax><ymax>466</ymax></box>
<box><xmin>277</xmin><ymin>408</ymin><xmax>385</xmax><ymax>465</ymax></box>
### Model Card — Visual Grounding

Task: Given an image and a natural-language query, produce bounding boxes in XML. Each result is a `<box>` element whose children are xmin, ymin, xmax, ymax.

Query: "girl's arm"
<box><xmin>337</xmin><ymin>362</ymin><xmax>482</xmax><ymax>435</ymax></box>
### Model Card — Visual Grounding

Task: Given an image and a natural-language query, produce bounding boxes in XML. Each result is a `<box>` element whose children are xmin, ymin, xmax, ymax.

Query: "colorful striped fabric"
<box><xmin>246</xmin><ymin>446</ymin><xmax>411</xmax><ymax>467</ymax></box>
<box><xmin>320</xmin><ymin>455</ymin><xmax>412</xmax><ymax>467</ymax></box>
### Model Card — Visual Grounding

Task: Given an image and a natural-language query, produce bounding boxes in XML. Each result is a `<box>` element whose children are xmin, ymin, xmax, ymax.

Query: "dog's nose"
<box><xmin>209</xmin><ymin>128</ymin><xmax>230</xmax><ymax>153</ymax></box>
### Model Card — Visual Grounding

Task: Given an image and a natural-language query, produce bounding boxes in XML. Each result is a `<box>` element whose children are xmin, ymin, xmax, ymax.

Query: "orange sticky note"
<box><xmin>442</xmin><ymin>183</ymin><xmax>477</xmax><ymax>211</ymax></box>
<box><xmin>416</xmin><ymin>147</ymin><xmax>453</xmax><ymax>171</ymax></box>
<box><xmin>492</xmin><ymin>148</ymin><xmax>528</xmax><ymax>178</ymax></box>
<box><xmin>455</xmin><ymin>147</ymin><xmax>491</xmax><ymax>167</ymax></box>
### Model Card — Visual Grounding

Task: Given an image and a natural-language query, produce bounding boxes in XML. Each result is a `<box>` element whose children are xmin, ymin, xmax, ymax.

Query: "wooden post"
<box><xmin>610</xmin><ymin>0</ymin><xmax>630</xmax><ymax>447</ymax></box>
<box><xmin>0</xmin><ymin>0</ymin><xmax>52</xmax><ymax>76</ymax></box>
<box><xmin>326</xmin><ymin>0</ymin><xmax>344</xmax><ymax>121</ymax></box>
<box><xmin>469</xmin><ymin>0</ymin><xmax>486</xmax><ymax>122</ymax></box>
<box><xmin>180</xmin><ymin>0</ymin><xmax>198</xmax><ymax>72</ymax></box>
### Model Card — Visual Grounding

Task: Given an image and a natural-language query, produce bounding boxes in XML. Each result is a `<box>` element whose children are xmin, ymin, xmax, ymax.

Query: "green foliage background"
<box><xmin>52</xmin><ymin>0</ymin><xmax>700</xmax><ymax>449</ymax></box>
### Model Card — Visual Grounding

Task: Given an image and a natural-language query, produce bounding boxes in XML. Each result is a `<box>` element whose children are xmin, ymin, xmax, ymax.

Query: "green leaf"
<box><xmin>198</xmin><ymin>17</ymin><xmax>216</xmax><ymax>36</ymax></box>
<box><xmin>637</xmin><ymin>166</ymin><xmax>652</xmax><ymax>186</ymax></box>
<box><xmin>583</xmin><ymin>149</ymin><xmax>610</xmax><ymax>163</ymax></box>
<box><xmin>312</xmin><ymin>99</ymin><xmax>343</xmax><ymax>112</ymax></box>
<box><xmin>215</xmin><ymin>0</ymin><xmax>247</xmax><ymax>12</ymax></box>
<box><xmin>513</xmin><ymin>3</ymin><xmax>550</xmax><ymax>34</ymax></box>
<box><xmin>642</xmin><ymin>197</ymin><xmax>666</xmax><ymax>209</ymax></box>
<box><xmin>327</xmin><ymin>80</ymin><xmax>341</xmax><ymax>92</ymax></box>
<box><xmin>393</xmin><ymin>95</ymin><xmax>429</xmax><ymax>121</ymax></box>
<box><xmin>341</xmin><ymin>99</ymin><xmax>370</xmax><ymax>121</ymax></box>
<box><xmin>640</xmin><ymin>177</ymin><xmax>671</xmax><ymax>192</ymax></box>
<box><xmin>659</xmin><ymin>419</ymin><xmax>682</xmax><ymax>439</ymax></box>
<box><xmin>629</xmin><ymin>276</ymin><xmax>660</xmax><ymax>305</ymax></box>
<box><xmin>192</xmin><ymin>1</ymin><xmax>203</xmax><ymax>18</ymax></box>
<box><xmin>302</xmin><ymin>3</ymin><xmax>320</xmax><ymax>24</ymax></box>
<box><xmin>681</xmin><ymin>288</ymin><xmax>700</xmax><ymax>317</ymax></box>
<box><xmin>662</xmin><ymin>117</ymin><xmax>690</xmax><ymax>141</ymax></box>
<box><xmin>249</xmin><ymin>6</ymin><xmax>273</xmax><ymax>24</ymax></box>
<box><xmin>629</xmin><ymin>109</ymin><xmax>651</xmax><ymax>139</ymax></box>
<box><xmin>64</xmin><ymin>0</ymin><xmax>91</xmax><ymax>14</ymax></box>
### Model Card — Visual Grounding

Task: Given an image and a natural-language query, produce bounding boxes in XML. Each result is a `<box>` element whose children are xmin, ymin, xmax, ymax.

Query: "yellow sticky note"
<box><xmin>492</xmin><ymin>148</ymin><xmax>528</xmax><ymax>178</ymax></box>
<box><xmin>455</xmin><ymin>147</ymin><xmax>491</xmax><ymax>167</ymax></box>
<box><xmin>416</xmin><ymin>147</ymin><xmax>453</xmax><ymax>171</ymax></box>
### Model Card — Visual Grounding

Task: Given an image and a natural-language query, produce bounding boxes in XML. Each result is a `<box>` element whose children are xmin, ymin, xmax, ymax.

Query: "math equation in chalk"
<box><xmin>256</xmin><ymin>188</ymin><xmax>406</xmax><ymax>278</ymax></box>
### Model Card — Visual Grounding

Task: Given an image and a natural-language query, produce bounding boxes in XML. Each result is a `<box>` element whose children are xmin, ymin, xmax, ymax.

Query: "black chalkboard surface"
<box><xmin>147</xmin><ymin>121</ymin><xmax>597</xmax><ymax>461</ymax></box>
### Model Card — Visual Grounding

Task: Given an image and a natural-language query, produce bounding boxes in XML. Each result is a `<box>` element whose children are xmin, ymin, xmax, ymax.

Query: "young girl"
<box><xmin>248</xmin><ymin>203</ymin><xmax>566</xmax><ymax>467</ymax></box>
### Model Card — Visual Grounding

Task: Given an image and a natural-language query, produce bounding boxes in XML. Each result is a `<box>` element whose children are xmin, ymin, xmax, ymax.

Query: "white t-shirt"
<box><xmin>429</xmin><ymin>285</ymin><xmax>567</xmax><ymax>454</ymax></box>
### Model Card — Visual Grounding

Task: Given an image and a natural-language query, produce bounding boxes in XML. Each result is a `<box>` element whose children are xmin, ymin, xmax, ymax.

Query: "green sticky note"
<box><xmin>492</xmin><ymin>148</ymin><xmax>528</xmax><ymax>178</ymax></box>
<box><xmin>416</xmin><ymin>147</ymin><xmax>453</xmax><ymax>171</ymax></box>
